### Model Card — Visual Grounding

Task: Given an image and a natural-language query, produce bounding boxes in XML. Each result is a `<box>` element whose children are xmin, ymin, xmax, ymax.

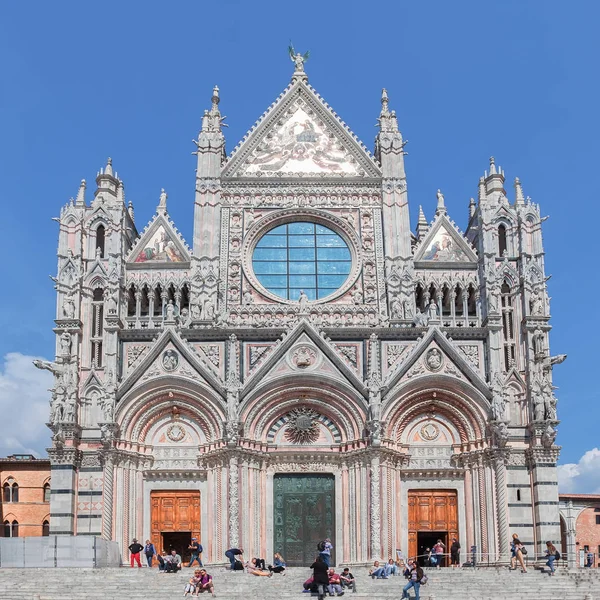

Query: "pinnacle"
<box><xmin>105</xmin><ymin>157</ymin><xmax>113</xmax><ymax>176</ymax></box>
<box><xmin>514</xmin><ymin>177</ymin><xmax>525</xmax><ymax>205</ymax></box>
<box><xmin>75</xmin><ymin>179</ymin><xmax>86</xmax><ymax>206</ymax></box>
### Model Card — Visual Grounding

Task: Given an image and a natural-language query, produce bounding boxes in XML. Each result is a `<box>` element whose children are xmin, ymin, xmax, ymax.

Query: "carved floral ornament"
<box><xmin>166</xmin><ymin>423</ymin><xmax>186</xmax><ymax>442</ymax></box>
<box><xmin>284</xmin><ymin>407</ymin><xmax>321</xmax><ymax>444</ymax></box>
<box><xmin>420</xmin><ymin>422</ymin><xmax>440</xmax><ymax>441</ymax></box>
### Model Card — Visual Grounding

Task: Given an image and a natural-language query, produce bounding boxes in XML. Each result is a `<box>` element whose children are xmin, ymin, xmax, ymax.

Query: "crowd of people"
<box><xmin>126</xmin><ymin>530</ymin><xmax>565</xmax><ymax>599</ymax></box>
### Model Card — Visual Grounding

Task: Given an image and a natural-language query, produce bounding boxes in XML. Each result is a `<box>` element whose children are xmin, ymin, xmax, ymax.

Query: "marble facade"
<box><xmin>40</xmin><ymin>60</ymin><xmax>564</xmax><ymax>565</ymax></box>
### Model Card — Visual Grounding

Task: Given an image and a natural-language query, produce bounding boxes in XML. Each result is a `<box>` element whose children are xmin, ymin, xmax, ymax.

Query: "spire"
<box><xmin>157</xmin><ymin>188</ymin><xmax>167</xmax><ymax>213</ymax></box>
<box><xmin>478</xmin><ymin>176</ymin><xmax>486</xmax><ymax>202</ymax></box>
<box><xmin>435</xmin><ymin>189</ymin><xmax>447</xmax><ymax>216</ymax></box>
<box><xmin>104</xmin><ymin>157</ymin><xmax>114</xmax><ymax>177</ymax></box>
<box><xmin>417</xmin><ymin>205</ymin><xmax>428</xmax><ymax>240</ymax></box>
<box><xmin>469</xmin><ymin>197</ymin><xmax>476</xmax><ymax>218</ymax></box>
<box><xmin>117</xmin><ymin>179</ymin><xmax>125</xmax><ymax>205</ymax></box>
<box><xmin>128</xmin><ymin>200</ymin><xmax>135</xmax><ymax>222</ymax></box>
<box><xmin>95</xmin><ymin>157</ymin><xmax>118</xmax><ymax>198</ymax></box>
<box><xmin>514</xmin><ymin>177</ymin><xmax>525</xmax><ymax>206</ymax></box>
<box><xmin>378</xmin><ymin>88</ymin><xmax>399</xmax><ymax>133</ymax></box>
<box><xmin>488</xmin><ymin>156</ymin><xmax>496</xmax><ymax>176</ymax></box>
<box><xmin>75</xmin><ymin>179</ymin><xmax>86</xmax><ymax>206</ymax></box>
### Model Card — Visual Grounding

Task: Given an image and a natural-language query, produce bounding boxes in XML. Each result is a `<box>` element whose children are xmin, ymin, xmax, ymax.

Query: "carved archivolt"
<box><xmin>243</xmin><ymin>384</ymin><xmax>365</xmax><ymax>444</ymax></box>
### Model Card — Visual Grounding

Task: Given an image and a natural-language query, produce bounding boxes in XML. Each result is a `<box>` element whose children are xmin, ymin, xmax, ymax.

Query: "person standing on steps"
<box><xmin>310</xmin><ymin>554</ymin><xmax>330</xmax><ymax>600</ymax></box>
<box><xmin>450</xmin><ymin>538</ymin><xmax>461</xmax><ymax>568</ymax></box>
<box><xmin>545</xmin><ymin>541</ymin><xmax>558</xmax><ymax>576</ymax></box>
<box><xmin>401</xmin><ymin>561</ymin><xmax>424</xmax><ymax>600</ymax></box>
<box><xmin>224</xmin><ymin>547</ymin><xmax>243</xmax><ymax>570</ymax></box>
<box><xmin>128</xmin><ymin>538</ymin><xmax>144</xmax><ymax>568</ymax></box>
<box><xmin>188</xmin><ymin>537</ymin><xmax>203</xmax><ymax>567</ymax></box>
<box><xmin>143</xmin><ymin>539</ymin><xmax>156</xmax><ymax>568</ymax></box>
<box><xmin>432</xmin><ymin>539</ymin><xmax>445</xmax><ymax>569</ymax></box>
<box><xmin>318</xmin><ymin>538</ymin><xmax>333</xmax><ymax>568</ymax></box>
<box><xmin>509</xmin><ymin>533</ymin><xmax>527</xmax><ymax>573</ymax></box>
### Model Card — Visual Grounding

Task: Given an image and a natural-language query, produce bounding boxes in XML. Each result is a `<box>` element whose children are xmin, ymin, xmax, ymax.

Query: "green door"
<box><xmin>273</xmin><ymin>474</ymin><xmax>335</xmax><ymax>567</ymax></box>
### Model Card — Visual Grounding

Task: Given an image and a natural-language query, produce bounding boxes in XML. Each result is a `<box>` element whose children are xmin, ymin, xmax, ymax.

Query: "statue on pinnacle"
<box><xmin>289</xmin><ymin>42</ymin><xmax>310</xmax><ymax>73</ymax></box>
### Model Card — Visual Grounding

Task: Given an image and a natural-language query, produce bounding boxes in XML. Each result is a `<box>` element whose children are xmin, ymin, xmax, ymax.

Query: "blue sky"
<box><xmin>0</xmin><ymin>1</ymin><xmax>598</xmax><ymax>486</ymax></box>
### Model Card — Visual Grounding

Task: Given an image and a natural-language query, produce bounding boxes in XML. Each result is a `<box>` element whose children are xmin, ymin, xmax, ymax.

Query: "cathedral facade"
<box><xmin>41</xmin><ymin>59</ymin><xmax>564</xmax><ymax>566</ymax></box>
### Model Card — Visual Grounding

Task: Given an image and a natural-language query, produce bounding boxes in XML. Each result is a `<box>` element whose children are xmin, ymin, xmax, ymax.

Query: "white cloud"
<box><xmin>0</xmin><ymin>352</ymin><xmax>53</xmax><ymax>457</ymax></box>
<box><xmin>557</xmin><ymin>448</ymin><xmax>600</xmax><ymax>494</ymax></box>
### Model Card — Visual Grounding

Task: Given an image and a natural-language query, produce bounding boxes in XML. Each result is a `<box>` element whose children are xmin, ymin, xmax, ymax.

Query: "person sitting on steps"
<box><xmin>369</xmin><ymin>560</ymin><xmax>387</xmax><ymax>579</ymax></box>
<box><xmin>244</xmin><ymin>558</ymin><xmax>273</xmax><ymax>577</ymax></box>
<box><xmin>327</xmin><ymin>568</ymin><xmax>345</xmax><ymax>596</ymax></box>
<box><xmin>165</xmin><ymin>549</ymin><xmax>182</xmax><ymax>573</ymax></box>
<box><xmin>268</xmin><ymin>552</ymin><xmax>286</xmax><ymax>574</ymax></box>
<box><xmin>184</xmin><ymin>569</ymin><xmax>202</xmax><ymax>597</ymax></box>
<box><xmin>196</xmin><ymin>568</ymin><xmax>216</xmax><ymax>597</ymax></box>
<box><xmin>339</xmin><ymin>567</ymin><xmax>356</xmax><ymax>593</ymax></box>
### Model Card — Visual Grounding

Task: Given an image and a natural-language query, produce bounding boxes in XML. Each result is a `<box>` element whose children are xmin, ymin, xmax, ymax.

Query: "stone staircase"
<box><xmin>0</xmin><ymin>565</ymin><xmax>599</xmax><ymax>600</ymax></box>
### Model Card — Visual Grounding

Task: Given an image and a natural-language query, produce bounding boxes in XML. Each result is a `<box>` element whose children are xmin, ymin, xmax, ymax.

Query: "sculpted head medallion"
<box><xmin>162</xmin><ymin>349</ymin><xmax>179</xmax><ymax>372</ymax></box>
<box><xmin>425</xmin><ymin>348</ymin><xmax>443</xmax><ymax>372</ymax></box>
<box><xmin>289</xmin><ymin>344</ymin><xmax>319</xmax><ymax>370</ymax></box>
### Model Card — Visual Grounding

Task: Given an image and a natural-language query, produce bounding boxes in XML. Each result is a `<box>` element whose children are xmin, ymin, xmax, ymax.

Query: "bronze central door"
<box><xmin>273</xmin><ymin>474</ymin><xmax>335</xmax><ymax>567</ymax></box>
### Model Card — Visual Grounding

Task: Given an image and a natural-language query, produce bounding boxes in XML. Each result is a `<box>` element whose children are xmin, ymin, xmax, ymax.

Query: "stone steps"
<box><xmin>0</xmin><ymin>567</ymin><xmax>598</xmax><ymax>600</ymax></box>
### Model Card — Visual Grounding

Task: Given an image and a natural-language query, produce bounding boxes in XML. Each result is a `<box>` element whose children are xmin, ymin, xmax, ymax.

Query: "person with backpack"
<box><xmin>545</xmin><ymin>541</ymin><xmax>559</xmax><ymax>576</ymax></box>
<box><xmin>401</xmin><ymin>562</ymin><xmax>425</xmax><ymax>600</ymax></box>
<box><xmin>225</xmin><ymin>547</ymin><xmax>244</xmax><ymax>570</ymax></box>
<box><xmin>187</xmin><ymin>537</ymin><xmax>203</xmax><ymax>567</ymax></box>
<box><xmin>509</xmin><ymin>533</ymin><xmax>527</xmax><ymax>573</ymax></box>
<box><xmin>318</xmin><ymin>538</ymin><xmax>333</xmax><ymax>568</ymax></box>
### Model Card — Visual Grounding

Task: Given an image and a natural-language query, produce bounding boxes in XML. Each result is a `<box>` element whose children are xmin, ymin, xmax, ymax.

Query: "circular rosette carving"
<box><xmin>284</xmin><ymin>407</ymin><xmax>320</xmax><ymax>444</ymax></box>
<box><xmin>167</xmin><ymin>423</ymin><xmax>186</xmax><ymax>442</ymax></box>
<box><xmin>425</xmin><ymin>348</ymin><xmax>443</xmax><ymax>372</ymax></box>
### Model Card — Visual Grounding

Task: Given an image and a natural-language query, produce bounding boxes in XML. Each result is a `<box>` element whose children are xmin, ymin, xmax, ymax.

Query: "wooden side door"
<box><xmin>150</xmin><ymin>491</ymin><xmax>201</xmax><ymax>553</ymax></box>
<box><xmin>407</xmin><ymin>489</ymin><xmax>458</xmax><ymax>559</ymax></box>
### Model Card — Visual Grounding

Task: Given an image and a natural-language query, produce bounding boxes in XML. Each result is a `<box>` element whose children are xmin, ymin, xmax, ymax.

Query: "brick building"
<box><xmin>560</xmin><ymin>493</ymin><xmax>600</xmax><ymax>567</ymax></box>
<box><xmin>0</xmin><ymin>455</ymin><xmax>51</xmax><ymax>538</ymax></box>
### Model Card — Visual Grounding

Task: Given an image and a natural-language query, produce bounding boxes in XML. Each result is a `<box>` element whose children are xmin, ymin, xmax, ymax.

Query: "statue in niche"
<box><xmin>490</xmin><ymin>421</ymin><xmax>509</xmax><ymax>448</ymax></box>
<box><xmin>541</xmin><ymin>424</ymin><xmax>557</xmax><ymax>448</ymax></box>
<box><xmin>204</xmin><ymin>298</ymin><xmax>215</xmax><ymax>320</ymax></box>
<box><xmin>391</xmin><ymin>295</ymin><xmax>403</xmax><ymax>319</ymax></box>
<box><xmin>490</xmin><ymin>373</ymin><xmax>507</xmax><ymax>421</ymax></box>
<box><xmin>532</xmin><ymin>380</ymin><xmax>546</xmax><ymax>421</ymax></box>
<box><xmin>403</xmin><ymin>301</ymin><xmax>414</xmax><ymax>320</ymax></box>
<box><xmin>165</xmin><ymin>300</ymin><xmax>177</xmax><ymax>321</ymax></box>
<box><xmin>62</xmin><ymin>291</ymin><xmax>76</xmax><ymax>319</ymax></box>
<box><xmin>179</xmin><ymin>307</ymin><xmax>190</xmax><ymax>327</ymax></box>
<box><xmin>530</xmin><ymin>290</ymin><xmax>544</xmax><ymax>315</ymax></box>
<box><xmin>427</xmin><ymin>300</ymin><xmax>439</xmax><ymax>321</ymax></box>
<box><xmin>104</xmin><ymin>288</ymin><xmax>118</xmax><ymax>314</ymax></box>
<box><xmin>190</xmin><ymin>303</ymin><xmax>202</xmax><ymax>320</ymax></box>
<box><xmin>60</xmin><ymin>332</ymin><xmax>71</xmax><ymax>357</ymax></box>
<box><xmin>544</xmin><ymin>381</ymin><xmax>558</xmax><ymax>420</ymax></box>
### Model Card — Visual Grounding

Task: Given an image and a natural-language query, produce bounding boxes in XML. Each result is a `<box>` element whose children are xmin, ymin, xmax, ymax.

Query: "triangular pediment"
<box><xmin>118</xmin><ymin>328</ymin><xmax>224</xmax><ymax>399</ymax></box>
<box><xmin>126</xmin><ymin>213</ymin><xmax>190</xmax><ymax>266</ymax></box>
<box><xmin>241</xmin><ymin>319</ymin><xmax>366</xmax><ymax>399</ymax></box>
<box><xmin>384</xmin><ymin>327</ymin><xmax>490</xmax><ymax>399</ymax></box>
<box><xmin>414</xmin><ymin>215</ymin><xmax>478</xmax><ymax>265</ymax></box>
<box><xmin>223</xmin><ymin>80</ymin><xmax>381</xmax><ymax>179</ymax></box>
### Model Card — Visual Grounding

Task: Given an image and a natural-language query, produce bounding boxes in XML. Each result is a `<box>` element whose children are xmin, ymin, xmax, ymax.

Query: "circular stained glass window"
<box><xmin>252</xmin><ymin>222</ymin><xmax>352</xmax><ymax>301</ymax></box>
